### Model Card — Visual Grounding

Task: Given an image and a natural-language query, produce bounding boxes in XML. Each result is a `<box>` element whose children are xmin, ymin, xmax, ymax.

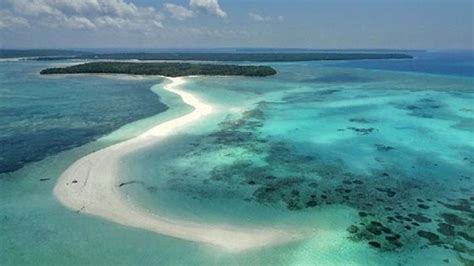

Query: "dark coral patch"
<box><xmin>376</xmin><ymin>187</ymin><xmax>396</xmax><ymax>197</ymax></box>
<box><xmin>440</xmin><ymin>213</ymin><xmax>466</xmax><ymax>226</ymax></box>
<box><xmin>349</xmin><ymin>117</ymin><xmax>376</xmax><ymax>123</ymax></box>
<box><xmin>368</xmin><ymin>241</ymin><xmax>381</xmax><ymax>248</ymax></box>
<box><xmin>437</xmin><ymin>223</ymin><xmax>455</xmax><ymax>237</ymax></box>
<box><xmin>347</xmin><ymin>127</ymin><xmax>376</xmax><ymax>135</ymax></box>
<box><xmin>347</xmin><ymin>225</ymin><xmax>359</xmax><ymax>234</ymax></box>
<box><xmin>305</xmin><ymin>200</ymin><xmax>317</xmax><ymax>207</ymax></box>
<box><xmin>438</xmin><ymin>199</ymin><xmax>472</xmax><ymax>213</ymax></box>
<box><xmin>418</xmin><ymin>204</ymin><xmax>430</xmax><ymax>209</ymax></box>
<box><xmin>417</xmin><ymin>230</ymin><xmax>440</xmax><ymax>243</ymax></box>
<box><xmin>366</xmin><ymin>221</ymin><xmax>392</xmax><ymax>236</ymax></box>
<box><xmin>408</xmin><ymin>213</ymin><xmax>432</xmax><ymax>223</ymax></box>
<box><xmin>375</xmin><ymin>144</ymin><xmax>395</xmax><ymax>152</ymax></box>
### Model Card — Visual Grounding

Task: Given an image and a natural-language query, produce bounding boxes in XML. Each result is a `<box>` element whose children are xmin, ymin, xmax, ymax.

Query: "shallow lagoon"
<box><xmin>1</xmin><ymin>53</ymin><xmax>473</xmax><ymax>265</ymax></box>
<box><xmin>121</xmin><ymin>60</ymin><xmax>474</xmax><ymax>265</ymax></box>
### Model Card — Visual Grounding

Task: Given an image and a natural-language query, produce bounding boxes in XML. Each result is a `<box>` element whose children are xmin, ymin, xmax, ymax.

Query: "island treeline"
<box><xmin>0</xmin><ymin>49</ymin><xmax>92</xmax><ymax>59</ymax></box>
<box><xmin>2</xmin><ymin>49</ymin><xmax>414</xmax><ymax>62</ymax></box>
<box><xmin>36</xmin><ymin>52</ymin><xmax>413</xmax><ymax>62</ymax></box>
<box><xmin>40</xmin><ymin>62</ymin><xmax>277</xmax><ymax>77</ymax></box>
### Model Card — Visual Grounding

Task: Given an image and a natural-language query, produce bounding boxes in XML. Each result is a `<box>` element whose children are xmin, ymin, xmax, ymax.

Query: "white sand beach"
<box><xmin>53</xmin><ymin>77</ymin><xmax>299</xmax><ymax>252</ymax></box>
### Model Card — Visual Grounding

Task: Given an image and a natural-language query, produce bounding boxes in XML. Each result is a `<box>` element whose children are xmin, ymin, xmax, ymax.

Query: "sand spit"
<box><xmin>54</xmin><ymin>77</ymin><xmax>299</xmax><ymax>252</ymax></box>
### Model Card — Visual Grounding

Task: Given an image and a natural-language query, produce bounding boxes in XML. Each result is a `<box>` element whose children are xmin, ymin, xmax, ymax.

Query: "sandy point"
<box><xmin>54</xmin><ymin>76</ymin><xmax>301</xmax><ymax>252</ymax></box>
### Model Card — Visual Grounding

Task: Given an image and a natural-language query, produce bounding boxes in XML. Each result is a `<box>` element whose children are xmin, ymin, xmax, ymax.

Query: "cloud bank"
<box><xmin>0</xmin><ymin>0</ymin><xmax>228</xmax><ymax>34</ymax></box>
<box><xmin>2</xmin><ymin>0</ymin><xmax>164</xmax><ymax>32</ymax></box>
<box><xmin>164</xmin><ymin>3</ymin><xmax>195</xmax><ymax>20</ymax></box>
<box><xmin>0</xmin><ymin>10</ymin><xmax>30</xmax><ymax>29</ymax></box>
<box><xmin>190</xmin><ymin>0</ymin><xmax>227</xmax><ymax>18</ymax></box>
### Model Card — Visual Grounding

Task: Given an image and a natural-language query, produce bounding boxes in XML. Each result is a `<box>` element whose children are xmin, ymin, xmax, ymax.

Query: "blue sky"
<box><xmin>0</xmin><ymin>0</ymin><xmax>472</xmax><ymax>49</ymax></box>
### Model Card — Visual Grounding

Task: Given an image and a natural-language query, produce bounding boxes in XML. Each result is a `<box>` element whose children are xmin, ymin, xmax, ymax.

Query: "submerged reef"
<box><xmin>392</xmin><ymin>97</ymin><xmax>446</xmax><ymax>119</ymax></box>
<box><xmin>155</xmin><ymin>98</ymin><xmax>474</xmax><ymax>264</ymax></box>
<box><xmin>119</xmin><ymin>87</ymin><xmax>473</xmax><ymax>264</ymax></box>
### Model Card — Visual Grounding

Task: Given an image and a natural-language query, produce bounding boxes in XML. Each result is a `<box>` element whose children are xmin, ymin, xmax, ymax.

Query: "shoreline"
<box><xmin>53</xmin><ymin>76</ymin><xmax>299</xmax><ymax>252</ymax></box>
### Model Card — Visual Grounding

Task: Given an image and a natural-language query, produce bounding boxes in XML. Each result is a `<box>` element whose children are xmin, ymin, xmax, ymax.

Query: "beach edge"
<box><xmin>53</xmin><ymin>76</ymin><xmax>300</xmax><ymax>252</ymax></box>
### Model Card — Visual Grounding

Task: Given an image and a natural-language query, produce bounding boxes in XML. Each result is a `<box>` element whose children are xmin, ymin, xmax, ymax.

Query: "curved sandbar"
<box><xmin>54</xmin><ymin>77</ymin><xmax>299</xmax><ymax>252</ymax></box>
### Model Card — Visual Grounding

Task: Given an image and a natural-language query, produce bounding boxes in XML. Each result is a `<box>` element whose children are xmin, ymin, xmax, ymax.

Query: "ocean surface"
<box><xmin>0</xmin><ymin>61</ymin><xmax>167</xmax><ymax>173</ymax></box>
<box><xmin>1</xmin><ymin>51</ymin><xmax>473</xmax><ymax>265</ymax></box>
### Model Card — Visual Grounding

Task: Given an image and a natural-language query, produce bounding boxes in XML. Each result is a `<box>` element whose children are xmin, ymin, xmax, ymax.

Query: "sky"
<box><xmin>0</xmin><ymin>0</ymin><xmax>472</xmax><ymax>49</ymax></box>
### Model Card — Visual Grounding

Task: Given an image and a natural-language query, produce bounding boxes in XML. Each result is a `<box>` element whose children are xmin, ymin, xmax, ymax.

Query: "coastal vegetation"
<box><xmin>0</xmin><ymin>49</ymin><xmax>91</xmax><ymax>58</ymax></box>
<box><xmin>40</xmin><ymin>62</ymin><xmax>277</xmax><ymax>77</ymax></box>
<box><xmin>35</xmin><ymin>52</ymin><xmax>413</xmax><ymax>62</ymax></box>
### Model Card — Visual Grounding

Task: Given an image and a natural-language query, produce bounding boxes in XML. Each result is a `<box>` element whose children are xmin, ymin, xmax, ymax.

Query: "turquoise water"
<box><xmin>1</xmin><ymin>53</ymin><xmax>474</xmax><ymax>265</ymax></box>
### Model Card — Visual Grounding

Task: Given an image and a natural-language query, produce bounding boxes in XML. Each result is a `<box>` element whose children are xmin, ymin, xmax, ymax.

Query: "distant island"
<box><xmin>0</xmin><ymin>49</ymin><xmax>91</xmax><ymax>59</ymax></box>
<box><xmin>1</xmin><ymin>49</ymin><xmax>414</xmax><ymax>62</ymax></box>
<box><xmin>40</xmin><ymin>62</ymin><xmax>277</xmax><ymax>77</ymax></box>
<box><xmin>35</xmin><ymin>52</ymin><xmax>413</xmax><ymax>62</ymax></box>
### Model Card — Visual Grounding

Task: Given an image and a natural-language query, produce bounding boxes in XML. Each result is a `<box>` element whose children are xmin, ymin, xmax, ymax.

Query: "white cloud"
<box><xmin>248</xmin><ymin>12</ymin><xmax>271</xmax><ymax>22</ymax></box>
<box><xmin>163</xmin><ymin>3</ymin><xmax>195</xmax><ymax>20</ymax></box>
<box><xmin>0</xmin><ymin>10</ymin><xmax>30</xmax><ymax>28</ymax></box>
<box><xmin>3</xmin><ymin>0</ymin><xmax>164</xmax><ymax>32</ymax></box>
<box><xmin>64</xmin><ymin>16</ymin><xmax>97</xmax><ymax>30</ymax></box>
<box><xmin>1</xmin><ymin>0</ymin><xmax>229</xmax><ymax>35</ymax></box>
<box><xmin>190</xmin><ymin>0</ymin><xmax>226</xmax><ymax>18</ymax></box>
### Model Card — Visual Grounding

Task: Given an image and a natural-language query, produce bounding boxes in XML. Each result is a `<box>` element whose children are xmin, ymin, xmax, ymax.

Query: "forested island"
<box><xmin>35</xmin><ymin>52</ymin><xmax>413</xmax><ymax>62</ymax></box>
<box><xmin>0</xmin><ymin>49</ymin><xmax>91</xmax><ymax>58</ymax></box>
<box><xmin>40</xmin><ymin>62</ymin><xmax>277</xmax><ymax>77</ymax></box>
<box><xmin>1</xmin><ymin>48</ymin><xmax>414</xmax><ymax>62</ymax></box>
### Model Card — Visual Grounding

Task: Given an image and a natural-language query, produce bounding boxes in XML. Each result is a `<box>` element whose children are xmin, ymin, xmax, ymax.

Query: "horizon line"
<box><xmin>1</xmin><ymin>47</ymin><xmax>473</xmax><ymax>52</ymax></box>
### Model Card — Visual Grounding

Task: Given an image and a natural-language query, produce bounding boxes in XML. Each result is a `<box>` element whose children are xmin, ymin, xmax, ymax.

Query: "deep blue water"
<box><xmin>334</xmin><ymin>50</ymin><xmax>474</xmax><ymax>77</ymax></box>
<box><xmin>0</xmin><ymin>61</ymin><xmax>167</xmax><ymax>174</ymax></box>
